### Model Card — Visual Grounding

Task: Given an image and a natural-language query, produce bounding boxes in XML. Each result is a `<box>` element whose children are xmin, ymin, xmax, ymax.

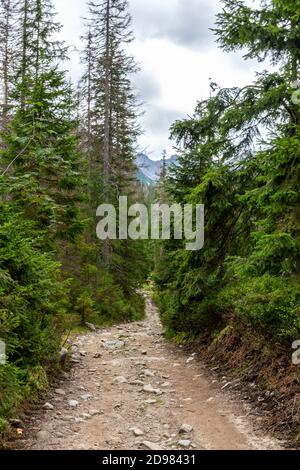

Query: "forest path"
<box><xmin>21</xmin><ymin>297</ymin><xmax>281</xmax><ymax>450</ymax></box>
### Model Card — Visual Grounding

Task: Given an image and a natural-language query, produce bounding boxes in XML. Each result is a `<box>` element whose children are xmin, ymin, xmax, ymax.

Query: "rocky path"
<box><xmin>21</xmin><ymin>297</ymin><xmax>281</xmax><ymax>450</ymax></box>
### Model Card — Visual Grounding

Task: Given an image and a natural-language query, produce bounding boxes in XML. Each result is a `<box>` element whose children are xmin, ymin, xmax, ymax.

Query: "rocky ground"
<box><xmin>18</xmin><ymin>297</ymin><xmax>283</xmax><ymax>450</ymax></box>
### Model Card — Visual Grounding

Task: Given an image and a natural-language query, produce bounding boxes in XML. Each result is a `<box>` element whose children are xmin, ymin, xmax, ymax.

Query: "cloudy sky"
<box><xmin>54</xmin><ymin>0</ymin><xmax>261</xmax><ymax>160</ymax></box>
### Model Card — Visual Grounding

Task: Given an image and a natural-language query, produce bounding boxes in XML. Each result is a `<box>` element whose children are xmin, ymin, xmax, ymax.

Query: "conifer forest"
<box><xmin>0</xmin><ymin>0</ymin><xmax>299</xmax><ymax>456</ymax></box>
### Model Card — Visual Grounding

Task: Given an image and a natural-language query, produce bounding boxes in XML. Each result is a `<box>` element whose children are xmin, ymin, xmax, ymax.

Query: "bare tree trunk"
<box><xmin>21</xmin><ymin>0</ymin><xmax>28</xmax><ymax>109</ymax></box>
<box><xmin>35</xmin><ymin>0</ymin><xmax>41</xmax><ymax>87</ymax></box>
<box><xmin>85</xmin><ymin>29</ymin><xmax>93</xmax><ymax>252</ymax></box>
<box><xmin>3</xmin><ymin>0</ymin><xmax>10</xmax><ymax>120</ymax></box>
<box><xmin>87</xmin><ymin>29</ymin><xmax>93</xmax><ymax>210</ymax></box>
<box><xmin>103</xmin><ymin>0</ymin><xmax>111</xmax><ymax>267</ymax></box>
<box><xmin>0</xmin><ymin>0</ymin><xmax>12</xmax><ymax>131</ymax></box>
<box><xmin>290</xmin><ymin>19</ymin><xmax>300</xmax><ymax>128</ymax></box>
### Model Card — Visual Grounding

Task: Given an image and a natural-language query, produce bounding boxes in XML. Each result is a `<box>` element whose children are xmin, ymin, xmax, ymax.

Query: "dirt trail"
<box><xmin>21</xmin><ymin>297</ymin><xmax>282</xmax><ymax>450</ymax></box>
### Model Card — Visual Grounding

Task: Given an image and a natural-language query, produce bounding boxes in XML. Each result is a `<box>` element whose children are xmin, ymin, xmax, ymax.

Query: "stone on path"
<box><xmin>130</xmin><ymin>427</ymin><xmax>144</xmax><ymax>437</ymax></box>
<box><xmin>142</xmin><ymin>369</ymin><xmax>155</xmax><ymax>378</ymax></box>
<box><xmin>143</xmin><ymin>384</ymin><xmax>162</xmax><ymax>395</ymax></box>
<box><xmin>85</xmin><ymin>322</ymin><xmax>97</xmax><ymax>332</ymax></box>
<box><xmin>178</xmin><ymin>439</ymin><xmax>191</xmax><ymax>448</ymax></box>
<box><xmin>68</xmin><ymin>400</ymin><xmax>79</xmax><ymax>408</ymax></box>
<box><xmin>144</xmin><ymin>399</ymin><xmax>157</xmax><ymax>405</ymax></box>
<box><xmin>179</xmin><ymin>424</ymin><xmax>193</xmax><ymax>434</ymax></box>
<box><xmin>102</xmin><ymin>339</ymin><xmax>125</xmax><ymax>349</ymax></box>
<box><xmin>74</xmin><ymin>417</ymin><xmax>84</xmax><ymax>423</ymax></box>
<box><xmin>43</xmin><ymin>402</ymin><xmax>54</xmax><ymax>410</ymax></box>
<box><xmin>61</xmin><ymin>415</ymin><xmax>74</xmax><ymax>421</ymax></box>
<box><xmin>161</xmin><ymin>382</ymin><xmax>171</xmax><ymax>388</ymax></box>
<box><xmin>89</xmin><ymin>409</ymin><xmax>102</xmax><ymax>416</ymax></box>
<box><xmin>81</xmin><ymin>394</ymin><xmax>92</xmax><ymax>401</ymax></box>
<box><xmin>143</xmin><ymin>441</ymin><xmax>162</xmax><ymax>451</ymax></box>
<box><xmin>130</xmin><ymin>380</ymin><xmax>144</xmax><ymax>386</ymax></box>
<box><xmin>59</xmin><ymin>348</ymin><xmax>68</xmax><ymax>366</ymax></box>
<box><xmin>114</xmin><ymin>376</ymin><xmax>127</xmax><ymax>384</ymax></box>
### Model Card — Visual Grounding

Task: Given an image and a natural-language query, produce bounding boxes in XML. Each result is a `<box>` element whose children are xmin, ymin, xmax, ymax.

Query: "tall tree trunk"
<box><xmin>21</xmin><ymin>0</ymin><xmax>29</xmax><ymax>109</ymax></box>
<box><xmin>85</xmin><ymin>29</ymin><xmax>93</xmax><ymax>251</ymax></box>
<box><xmin>290</xmin><ymin>19</ymin><xmax>300</xmax><ymax>127</ymax></box>
<box><xmin>0</xmin><ymin>0</ymin><xmax>12</xmax><ymax>130</ymax></box>
<box><xmin>103</xmin><ymin>0</ymin><xmax>111</xmax><ymax>267</ymax></box>
<box><xmin>35</xmin><ymin>0</ymin><xmax>41</xmax><ymax>88</ymax></box>
<box><xmin>2</xmin><ymin>0</ymin><xmax>10</xmax><ymax>121</ymax></box>
<box><xmin>87</xmin><ymin>29</ymin><xmax>93</xmax><ymax>210</ymax></box>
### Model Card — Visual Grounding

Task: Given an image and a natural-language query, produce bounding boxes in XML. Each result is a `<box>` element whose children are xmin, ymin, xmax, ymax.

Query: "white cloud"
<box><xmin>54</xmin><ymin>0</ymin><xmax>263</xmax><ymax>160</ymax></box>
<box><xmin>130</xmin><ymin>0</ymin><xmax>217</xmax><ymax>49</ymax></box>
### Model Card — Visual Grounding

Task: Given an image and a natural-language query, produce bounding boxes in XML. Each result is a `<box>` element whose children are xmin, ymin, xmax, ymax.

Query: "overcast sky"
<box><xmin>54</xmin><ymin>0</ymin><xmax>262</xmax><ymax>160</ymax></box>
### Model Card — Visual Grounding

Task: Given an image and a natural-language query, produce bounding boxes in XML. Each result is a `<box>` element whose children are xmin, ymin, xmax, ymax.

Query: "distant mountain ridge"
<box><xmin>136</xmin><ymin>153</ymin><xmax>178</xmax><ymax>184</ymax></box>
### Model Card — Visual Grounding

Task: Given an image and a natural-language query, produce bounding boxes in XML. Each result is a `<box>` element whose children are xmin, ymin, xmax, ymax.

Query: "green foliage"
<box><xmin>0</xmin><ymin>365</ymin><xmax>22</xmax><ymax>419</ymax></box>
<box><xmin>76</xmin><ymin>0</ymin><xmax>151</xmax><ymax>327</ymax></box>
<box><xmin>0</xmin><ymin>200</ymin><xmax>68</xmax><ymax>363</ymax></box>
<box><xmin>218</xmin><ymin>275</ymin><xmax>300</xmax><ymax>343</ymax></box>
<box><xmin>155</xmin><ymin>0</ymin><xmax>300</xmax><ymax>348</ymax></box>
<box><xmin>0</xmin><ymin>0</ymin><xmax>149</xmax><ymax>433</ymax></box>
<box><xmin>72</xmin><ymin>265</ymin><xmax>145</xmax><ymax>326</ymax></box>
<box><xmin>0</xmin><ymin>195</ymin><xmax>69</xmax><ymax>422</ymax></box>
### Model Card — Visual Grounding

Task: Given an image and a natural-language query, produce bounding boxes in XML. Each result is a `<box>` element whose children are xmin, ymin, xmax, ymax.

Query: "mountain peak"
<box><xmin>136</xmin><ymin>153</ymin><xmax>177</xmax><ymax>184</ymax></box>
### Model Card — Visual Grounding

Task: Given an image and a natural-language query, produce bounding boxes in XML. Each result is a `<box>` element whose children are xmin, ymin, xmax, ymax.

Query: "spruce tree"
<box><xmin>0</xmin><ymin>0</ymin><xmax>85</xmax><ymax>428</ymax></box>
<box><xmin>78</xmin><ymin>0</ymin><xmax>148</xmax><ymax>321</ymax></box>
<box><xmin>82</xmin><ymin>0</ymin><xmax>139</xmax><ymax>264</ymax></box>
<box><xmin>155</xmin><ymin>0</ymin><xmax>300</xmax><ymax>344</ymax></box>
<box><xmin>1</xmin><ymin>0</ymin><xmax>83</xmax><ymax>245</ymax></box>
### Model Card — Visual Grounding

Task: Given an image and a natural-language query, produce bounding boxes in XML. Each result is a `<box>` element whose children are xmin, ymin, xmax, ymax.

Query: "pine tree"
<box><xmin>0</xmin><ymin>0</ymin><xmax>85</xmax><ymax>429</ymax></box>
<box><xmin>215</xmin><ymin>0</ymin><xmax>300</xmax><ymax>129</ymax></box>
<box><xmin>82</xmin><ymin>0</ymin><xmax>140</xmax><ymax>266</ymax></box>
<box><xmin>77</xmin><ymin>0</ymin><xmax>148</xmax><ymax>322</ymax></box>
<box><xmin>215</xmin><ymin>0</ymin><xmax>300</xmax><ymax>277</ymax></box>
<box><xmin>160</xmin><ymin>150</ymin><xmax>167</xmax><ymax>181</ymax></box>
<box><xmin>155</xmin><ymin>0</ymin><xmax>300</xmax><ymax>344</ymax></box>
<box><xmin>1</xmin><ymin>0</ymin><xmax>83</xmax><ymax>244</ymax></box>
